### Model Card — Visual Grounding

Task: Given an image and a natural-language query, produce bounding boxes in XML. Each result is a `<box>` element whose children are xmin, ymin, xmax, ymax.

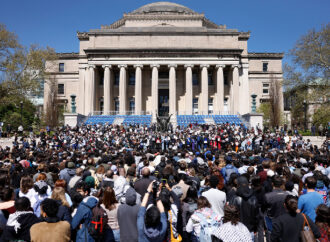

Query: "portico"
<box><xmin>46</xmin><ymin>2</ymin><xmax>284</xmax><ymax>123</ymax></box>
<box><xmin>84</xmin><ymin>62</ymin><xmax>242</xmax><ymax>117</ymax></box>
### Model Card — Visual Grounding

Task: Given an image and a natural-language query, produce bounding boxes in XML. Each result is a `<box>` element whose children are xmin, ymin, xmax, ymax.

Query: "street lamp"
<box><xmin>20</xmin><ymin>101</ymin><xmax>23</xmax><ymax>127</ymax></box>
<box><xmin>303</xmin><ymin>100</ymin><xmax>307</xmax><ymax>132</ymax></box>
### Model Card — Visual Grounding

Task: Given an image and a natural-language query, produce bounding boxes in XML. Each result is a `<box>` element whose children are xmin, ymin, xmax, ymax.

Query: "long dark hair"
<box><xmin>223</xmin><ymin>204</ymin><xmax>240</xmax><ymax>225</ymax></box>
<box><xmin>284</xmin><ymin>195</ymin><xmax>298</xmax><ymax>215</ymax></box>
<box><xmin>102</xmin><ymin>186</ymin><xmax>117</xmax><ymax>210</ymax></box>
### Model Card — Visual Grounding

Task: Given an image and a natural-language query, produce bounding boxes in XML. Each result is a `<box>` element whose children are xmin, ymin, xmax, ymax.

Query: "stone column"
<box><xmin>118</xmin><ymin>65</ymin><xmax>127</xmax><ymax>115</ymax></box>
<box><xmin>78</xmin><ymin>67</ymin><xmax>86</xmax><ymax>115</ymax></box>
<box><xmin>215</xmin><ymin>65</ymin><xmax>225</xmax><ymax>114</ymax></box>
<box><xmin>102</xmin><ymin>65</ymin><xmax>112</xmax><ymax>115</ymax></box>
<box><xmin>184</xmin><ymin>64</ymin><xmax>194</xmax><ymax>115</ymax></box>
<box><xmin>134</xmin><ymin>64</ymin><xmax>143</xmax><ymax>115</ymax></box>
<box><xmin>88</xmin><ymin>65</ymin><xmax>96</xmax><ymax>115</ymax></box>
<box><xmin>232</xmin><ymin>64</ymin><xmax>240</xmax><ymax>114</ymax></box>
<box><xmin>169</xmin><ymin>64</ymin><xmax>177</xmax><ymax>124</ymax></box>
<box><xmin>151</xmin><ymin>64</ymin><xmax>159</xmax><ymax>121</ymax></box>
<box><xmin>200</xmin><ymin>65</ymin><xmax>209</xmax><ymax>115</ymax></box>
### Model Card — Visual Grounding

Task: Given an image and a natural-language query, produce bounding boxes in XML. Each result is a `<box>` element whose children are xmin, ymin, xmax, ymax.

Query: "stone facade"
<box><xmin>44</xmin><ymin>2</ymin><xmax>284</xmax><ymax>120</ymax></box>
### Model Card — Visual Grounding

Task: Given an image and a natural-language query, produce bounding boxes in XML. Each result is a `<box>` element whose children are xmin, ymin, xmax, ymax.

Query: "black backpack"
<box><xmin>88</xmin><ymin>204</ymin><xmax>108</xmax><ymax>240</ymax></box>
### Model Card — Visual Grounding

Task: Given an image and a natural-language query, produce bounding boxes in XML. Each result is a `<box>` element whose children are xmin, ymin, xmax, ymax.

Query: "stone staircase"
<box><xmin>112</xmin><ymin>117</ymin><xmax>125</xmax><ymax>125</ymax></box>
<box><xmin>204</xmin><ymin>117</ymin><xmax>215</xmax><ymax>125</ymax></box>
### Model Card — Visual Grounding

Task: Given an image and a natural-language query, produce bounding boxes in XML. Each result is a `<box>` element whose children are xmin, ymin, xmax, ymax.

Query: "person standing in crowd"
<box><xmin>202</xmin><ymin>176</ymin><xmax>226</xmax><ymax>217</ymax></box>
<box><xmin>186</xmin><ymin>196</ymin><xmax>222</xmax><ymax>241</ymax></box>
<box><xmin>117</xmin><ymin>187</ymin><xmax>140</xmax><ymax>242</ymax></box>
<box><xmin>71</xmin><ymin>193</ymin><xmax>99</xmax><ymax>241</ymax></box>
<box><xmin>1</xmin><ymin>197</ymin><xmax>39</xmax><ymax>242</ymax></box>
<box><xmin>137</xmin><ymin>181</ymin><xmax>167</xmax><ymax>242</ymax></box>
<box><xmin>101</xmin><ymin>186</ymin><xmax>120</xmax><ymax>242</ymax></box>
<box><xmin>212</xmin><ymin>204</ymin><xmax>252</xmax><ymax>242</ymax></box>
<box><xmin>30</xmin><ymin>198</ymin><xmax>71</xmax><ymax>242</ymax></box>
<box><xmin>298</xmin><ymin>176</ymin><xmax>324</xmax><ymax>222</ymax></box>
<box><xmin>271</xmin><ymin>195</ymin><xmax>320</xmax><ymax>242</ymax></box>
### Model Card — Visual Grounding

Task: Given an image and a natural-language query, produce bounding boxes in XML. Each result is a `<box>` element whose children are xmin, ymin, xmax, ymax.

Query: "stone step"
<box><xmin>204</xmin><ymin>117</ymin><xmax>215</xmax><ymax>125</ymax></box>
<box><xmin>112</xmin><ymin>117</ymin><xmax>125</xmax><ymax>125</ymax></box>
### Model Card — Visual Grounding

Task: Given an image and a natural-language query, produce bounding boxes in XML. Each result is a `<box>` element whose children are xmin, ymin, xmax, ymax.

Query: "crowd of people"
<box><xmin>0</xmin><ymin>122</ymin><xmax>329</xmax><ymax>242</ymax></box>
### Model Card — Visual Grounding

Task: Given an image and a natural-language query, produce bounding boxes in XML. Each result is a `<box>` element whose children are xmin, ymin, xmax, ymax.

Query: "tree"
<box><xmin>43</xmin><ymin>75</ymin><xmax>61</xmax><ymax>128</ymax></box>
<box><xmin>0</xmin><ymin>23</ymin><xmax>57</xmax><ymax>130</ymax></box>
<box><xmin>284</xmin><ymin>24</ymin><xmax>330</xmax><ymax>127</ymax></box>
<box><xmin>257</xmin><ymin>75</ymin><xmax>283</xmax><ymax>129</ymax></box>
<box><xmin>0</xmin><ymin>23</ymin><xmax>57</xmax><ymax>102</ymax></box>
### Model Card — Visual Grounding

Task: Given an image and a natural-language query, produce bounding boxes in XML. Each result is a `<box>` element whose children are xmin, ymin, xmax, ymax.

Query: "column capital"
<box><xmin>102</xmin><ymin>64</ymin><xmax>112</xmax><ymax>69</ymax></box>
<box><xmin>184</xmin><ymin>64</ymin><xmax>194</xmax><ymax>69</ymax></box>
<box><xmin>88</xmin><ymin>64</ymin><xmax>96</xmax><ymax>69</ymax></box>
<box><xmin>232</xmin><ymin>64</ymin><xmax>241</xmax><ymax>69</ymax></box>
<box><xmin>168</xmin><ymin>64</ymin><xmax>177</xmax><ymax>68</ymax></box>
<box><xmin>150</xmin><ymin>64</ymin><xmax>160</xmax><ymax>69</ymax></box>
<box><xmin>118</xmin><ymin>64</ymin><xmax>127</xmax><ymax>69</ymax></box>
<box><xmin>134</xmin><ymin>64</ymin><xmax>143</xmax><ymax>69</ymax></box>
<box><xmin>200</xmin><ymin>64</ymin><xmax>210</xmax><ymax>69</ymax></box>
<box><xmin>216</xmin><ymin>64</ymin><xmax>226</xmax><ymax>69</ymax></box>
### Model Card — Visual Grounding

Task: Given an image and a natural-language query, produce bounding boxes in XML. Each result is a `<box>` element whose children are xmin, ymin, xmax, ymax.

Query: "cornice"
<box><xmin>248</xmin><ymin>52</ymin><xmax>284</xmax><ymax>59</ymax></box>
<box><xmin>249</xmin><ymin>71</ymin><xmax>283</xmax><ymax>75</ymax></box>
<box><xmin>57</xmin><ymin>52</ymin><xmax>80</xmax><ymax>59</ymax></box>
<box><xmin>84</xmin><ymin>48</ymin><xmax>244</xmax><ymax>56</ymax></box>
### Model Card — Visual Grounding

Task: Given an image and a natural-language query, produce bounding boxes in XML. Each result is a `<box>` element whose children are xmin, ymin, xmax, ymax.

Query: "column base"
<box><xmin>242</xmin><ymin>113</ymin><xmax>264</xmax><ymax>130</ymax></box>
<box><xmin>64</xmin><ymin>113</ymin><xmax>86</xmax><ymax>127</ymax></box>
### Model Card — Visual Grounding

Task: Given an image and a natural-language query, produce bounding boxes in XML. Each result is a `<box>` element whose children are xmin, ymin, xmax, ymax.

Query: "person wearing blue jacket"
<box><xmin>137</xmin><ymin>181</ymin><xmax>167</xmax><ymax>242</ymax></box>
<box><xmin>71</xmin><ymin>196</ymin><xmax>99</xmax><ymax>242</ymax></box>
<box><xmin>221</xmin><ymin>157</ymin><xmax>239</xmax><ymax>183</ymax></box>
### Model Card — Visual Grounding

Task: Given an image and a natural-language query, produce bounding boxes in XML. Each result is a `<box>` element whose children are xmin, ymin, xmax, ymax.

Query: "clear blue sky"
<box><xmin>1</xmin><ymin>0</ymin><xmax>329</xmax><ymax>64</ymax></box>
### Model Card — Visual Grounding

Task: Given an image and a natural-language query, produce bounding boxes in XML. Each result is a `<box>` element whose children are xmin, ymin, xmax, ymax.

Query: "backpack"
<box><xmin>88</xmin><ymin>204</ymin><xmax>108</xmax><ymax>240</ymax></box>
<box><xmin>195</xmin><ymin>211</ymin><xmax>220</xmax><ymax>242</ymax></box>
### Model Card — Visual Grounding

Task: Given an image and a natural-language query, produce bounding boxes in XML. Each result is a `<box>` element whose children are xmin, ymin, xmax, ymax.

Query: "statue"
<box><xmin>156</xmin><ymin>114</ymin><xmax>172</xmax><ymax>132</ymax></box>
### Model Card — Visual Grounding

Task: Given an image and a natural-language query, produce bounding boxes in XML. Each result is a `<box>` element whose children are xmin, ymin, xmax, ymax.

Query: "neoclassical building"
<box><xmin>45</xmin><ymin>2</ymin><xmax>284</xmax><ymax>122</ymax></box>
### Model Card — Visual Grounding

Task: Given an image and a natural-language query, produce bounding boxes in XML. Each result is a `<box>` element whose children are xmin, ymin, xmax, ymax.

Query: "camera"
<box><xmin>152</xmin><ymin>180</ymin><xmax>160</xmax><ymax>192</ymax></box>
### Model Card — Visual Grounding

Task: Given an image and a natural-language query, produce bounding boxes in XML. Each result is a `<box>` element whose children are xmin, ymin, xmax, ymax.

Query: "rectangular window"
<box><xmin>129</xmin><ymin>72</ymin><xmax>135</xmax><ymax>85</ymax></box>
<box><xmin>263</xmin><ymin>83</ymin><xmax>269</xmax><ymax>94</ymax></box>
<box><xmin>193</xmin><ymin>98</ymin><xmax>198</xmax><ymax>114</ymax></box>
<box><xmin>263</xmin><ymin>63</ymin><xmax>268</xmax><ymax>72</ymax></box>
<box><xmin>59</xmin><ymin>63</ymin><xmax>64</xmax><ymax>72</ymax></box>
<box><xmin>208</xmin><ymin>72</ymin><xmax>213</xmax><ymax>85</ymax></box>
<box><xmin>58</xmin><ymin>84</ymin><xmax>64</xmax><ymax>95</ymax></box>
<box><xmin>114</xmin><ymin>72</ymin><xmax>119</xmax><ymax>85</ymax></box>
<box><xmin>193</xmin><ymin>72</ymin><xmax>198</xmax><ymax>86</ymax></box>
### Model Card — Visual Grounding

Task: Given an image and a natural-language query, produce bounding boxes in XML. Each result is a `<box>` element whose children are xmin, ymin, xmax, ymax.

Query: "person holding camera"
<box><xmin>137</xmin><ymin>181</ymin><xmax>167</xmax><ymax>242</ymax></box>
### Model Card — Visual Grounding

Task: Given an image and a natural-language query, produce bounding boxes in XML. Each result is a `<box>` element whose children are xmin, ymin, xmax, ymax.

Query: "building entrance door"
<box><xmin>158</xmin><ymin>89</ymin><xmax>169</xmax><ymax>116</ymax></box>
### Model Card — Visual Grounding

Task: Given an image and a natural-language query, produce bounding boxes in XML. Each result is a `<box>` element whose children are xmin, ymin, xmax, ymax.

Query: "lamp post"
<box><xmin>303</xmin><ymin>100</ymin><xmax>307</xmax><ymax>131</ymax></box>
<box><xmin>20</xmin><ymin>101</ymin><xmax>23</xmax><ymax>127</ymax></box>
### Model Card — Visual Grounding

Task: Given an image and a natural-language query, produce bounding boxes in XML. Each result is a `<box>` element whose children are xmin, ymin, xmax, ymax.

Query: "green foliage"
<box><xmin>257</xmin><ymin>102</ymin><xmax>271</xmax><ymax>127</ymax></box>
<box><xmin>312</xmin><ymin>104</ymin><xmax>330</xmax><ymax>128</ymax></box>
<box><xmin>284</xmin><ymin>24</ymin><xmax>329</xmax><ymax>128</ymax></box>
<box><xmin>0</xmin><ymin>98</ymin><xmax>36</xmax><ymax>131</ymax></box>
<box><xmin>0</xmin><ymin>23</ymin><xmax>57</xmax><ymax>102</ymax></box>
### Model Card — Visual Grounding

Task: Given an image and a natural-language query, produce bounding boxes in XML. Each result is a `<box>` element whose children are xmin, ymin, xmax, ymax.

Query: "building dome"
<box><xmin>131</xmin><ymin>2</ymin><xmax>196</xmax><ymax>14</ymax></box>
